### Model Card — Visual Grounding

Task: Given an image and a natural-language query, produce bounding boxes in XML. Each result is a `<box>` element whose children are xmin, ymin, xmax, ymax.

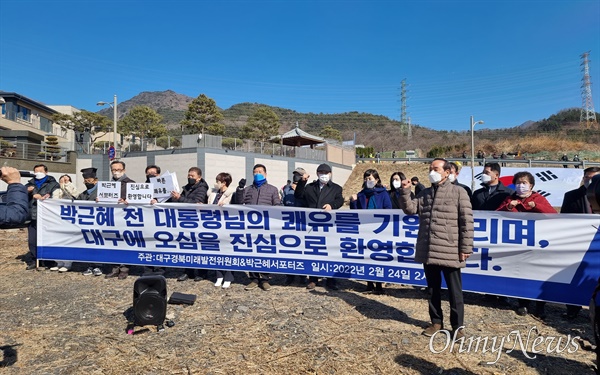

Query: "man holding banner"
<box><xmin>399</xmin><ymin>158</ymin><xmax>474</xmax><ymax>340</ymax></box>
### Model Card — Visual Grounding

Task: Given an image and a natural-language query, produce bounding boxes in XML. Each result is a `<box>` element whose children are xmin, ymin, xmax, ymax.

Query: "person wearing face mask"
<box><xmin>448</xmin><ymin>162</ymin><xmax>472</xmax><ymax>200</ymax></box>
<box><xmin>52</xmin><ymin>174</ymin><xmax>78</xmax><ymax>201</ymax></box>
<box><xmin>109</xmin><ymin>160</ymin><xmax>135</xmax><ymax>201</ymax></box>
<box><xmin>410</xmin><ymin>176</ymin><xmax>426</xmax><ymax>196</ymax></box>
<box><xmin>24</xmin><ymin>164</ymin><xmax>60</xmax><ymax>270</ymax></box>
<box><xmin>48</xmin><ymin>174</ymin><xmax>79</xmax><ymax>273</ymax></box>
<box><xmin>169</xmin><ymin>167</ymin><xmax>210</xmax><ymax>282</ymax></box>
<box><xmin>208</xmin><ymin>172</ymin><xmax>237</xmax><ymax>288</ymax></box>
<box><xmin>282</xmin><ymin>168</ymin><xmax>308</xmax><ymax>286</ymax></box>
<box><xmin>350</xmin><ymin>169</ymin><xmax>392</xmax><ymax>294</ymax></box>
<box><xmin>398</xmin><ymin>158</ymin><xmax>474</xmax><ymax>340</ymax></box>
<box><xmin>145</xmin><ymin>164</ymin><xmax>161</xmax><ymax>183</ymax></box>
<box><xmin>74</xmin><ymin>168</ymin><xmax>104</xmax><ymax>277</ymax></box>
<box><xmin>557</xmin><ymin>167</ymin><xmax>600</xmax><ymax>320</ymax></box>
<box><xmin>294</xmin><ymin>163</ymin><xmax>344</xmax><ymax>290</ymax></box>
<box><xmin>471</xmin><ymin>163</ymin><xmax>514</xmax><ymax>211</ymax></box>
<box><xmin>389</xmin><ymin>172</ymin><xmax>412</xmax><ymax>209</ymax></box>
<box><xmin>142</xmin><ymin>165</ymin><xmax>168</xmax><ymax>276</ymax></box>
<box><xmin>234</xmin><ymin>164</ymin><xmax>281</xmax><ymax>291</ymax></box>
<box><xmin>496</xmin><ymin>171</ymin><xmax>556</xmax><ymax>214</ymax></box>
<box><xmin>104</xmin><ymin>161</ymin><xmax>136</xmax><ymax>279</ymax></box>
<box><xmin>496</xmin><ymin>171</ymin><xmax>556</xmax><ymax>319</ymax></box>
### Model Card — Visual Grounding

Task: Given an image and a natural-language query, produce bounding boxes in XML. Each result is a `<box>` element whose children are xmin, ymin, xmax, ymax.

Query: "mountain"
<box><xmin>97</xmin><ymin>90</ymin><xmax>194</xmax><ymax>125</ymax></box>
<box><xmin>97</xmin><ymin>90</ymin><xmax>600</xmax><ymax>156</ymax></box>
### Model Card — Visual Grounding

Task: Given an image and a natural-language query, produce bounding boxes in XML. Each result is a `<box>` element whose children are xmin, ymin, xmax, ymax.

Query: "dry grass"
<box><xmin>0</xmin><ymin>228</ymin><xmax>597</xmax><ymax>374</ymax></box>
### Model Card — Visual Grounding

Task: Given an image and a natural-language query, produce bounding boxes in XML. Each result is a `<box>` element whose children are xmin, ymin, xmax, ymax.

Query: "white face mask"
<box><xmin>584</xmin><ymin>179</ymin><xmax>592</xmax><ymax>188</ymax></box>
<box><xmin>112</xmin><ymin>171</ymin><xmax>123</xmax><ymax>179</ymax></box>
<box><xmin>480</xmin><ymin>173</ymin><xmax>492</xmax><ymax>184</ymax></box>
<box><xmin>448</xmin><ymin>174</ymin><xmax>456</xmax><ymax>183</ymax></box>
<box><xmin>428</xmin><ymin>170</ymin><xmax>442</xmax><ymax>184</ymax></box>
<box><xmin>34</xmin><ymin>172</ymin><xmax>46</xmax><ymax>180</ymax></box>
<box><xmin>365</xmin><ymin>180</ymin><xmax>376</xmax><ymax>189</ymax></box>
<box><xmin>214</xmin><ymin>182</ymin><xmax>221</xmax><ymax>191</ymax></box>
<box><xmin>392</xmin><ymin>180</ymin><xmax>401</xmax><ymax>189</ymax></box>
<box><xmin>318</xmin><ymin>174</ymin><xmax>330</xmax><ymax>184</ymax></box>
<box><xmin>515</xmin><ymin>183</ymin><xmax>530</xmax><ymax>196</ymax></box>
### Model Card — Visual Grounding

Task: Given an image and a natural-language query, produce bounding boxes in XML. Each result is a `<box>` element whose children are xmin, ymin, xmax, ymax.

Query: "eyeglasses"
<box><xmin>111</xmin><ymin>169</ymin><xmax>124</xmax><ymax>172</ymax></box>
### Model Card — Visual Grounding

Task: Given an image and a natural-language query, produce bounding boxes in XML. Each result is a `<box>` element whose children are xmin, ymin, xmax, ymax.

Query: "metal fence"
<box><xmin>0</xmin><ymin>139</ymin><xmax>71</xmax><ymax>162</ymax></box>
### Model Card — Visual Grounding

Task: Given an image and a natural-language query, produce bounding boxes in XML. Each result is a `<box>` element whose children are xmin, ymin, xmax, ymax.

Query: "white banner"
<box><xmin>37</xmin><ymin>200</ymin><xmax>600</xmax><ymax>306</ymax></box>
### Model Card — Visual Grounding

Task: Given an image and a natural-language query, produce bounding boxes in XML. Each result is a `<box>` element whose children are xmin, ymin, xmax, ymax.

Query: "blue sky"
<box><xmin>1</xmin><ymin>0</ymin><xmax>599</xmax><ymax>131</ymax></box>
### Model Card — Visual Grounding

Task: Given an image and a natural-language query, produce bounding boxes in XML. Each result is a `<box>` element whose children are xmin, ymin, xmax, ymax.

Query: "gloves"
<box><xmin>238</xmin><ymin>178</ymin><xmax>246</xmax><ymax>189</ymax></box>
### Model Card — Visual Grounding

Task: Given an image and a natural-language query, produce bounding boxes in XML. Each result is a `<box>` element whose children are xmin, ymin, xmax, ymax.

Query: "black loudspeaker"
<box><xmin>133</xmin><ymin>276</ymin><xmax>167</xmax><ymax>326</ymax></box>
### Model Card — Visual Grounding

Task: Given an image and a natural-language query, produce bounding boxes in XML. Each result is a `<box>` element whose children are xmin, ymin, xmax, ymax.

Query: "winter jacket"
<box><xmin>207</xmin><ymin>185</ymin><xmax>236</xmax><ymax>206</ymax></box>
<box><xmin>496</xmin><ymin>191</ymin><xmax>557</xmax><ymax>213</ymax></box>
<box><xmin>471</xmin><ymin>181</ymin><xmax>514</xmax><ymax>211</ymax></box>
<box><xmin>52</xmin><ymin>182</ymin><xmax>79</xmax><ymax>200</ymax></box>
<box><xmin>235</xmin><ymin>182</ymin><xmax>281</xmax><ymax>206</ymax></box>
<box><xmin>76</xmin><ymin>185</ymin><xmax>98</xmax><ymax>201</ymax></box>
<box><xmin>294</xmin><ymin>179</ymin><xmax>344</xmax><ymax>209</ymax></box>
<box><xmin>172</xmin><ymin>179</ymin><xmax>209</xmax><ymax>204</ymax></box>
<box><xmin>25</xmin><ymin>175</ymin><xmax>60</xmax><ymax>220</ymax></box>
<box><xmin>112</xmin><ymin>175</ymin><xmax>135</xmax><ymax>200</ymax></box>
<box><xmin>399</xmin><ymin>179</ymin><xmax>474</xmax><ymax>268</ymax></box>
<box><xmin>350</xmin><ymin>187</ymin><xmax>392</xmax><ymax>209</ymax></box>
<box><xmin>560</xmin><ymin>185</ymin><xmax>592</xmax><ymax>214</ymax></box>
<box><xmin>0</xmin><ymin>183</ymin><xmax>29</xmax><ymax>227</ymax></box>
<box><xmin>389</xmin><ymin>188</ymin><xmax>414</xmax><ymax>209</ymax></box>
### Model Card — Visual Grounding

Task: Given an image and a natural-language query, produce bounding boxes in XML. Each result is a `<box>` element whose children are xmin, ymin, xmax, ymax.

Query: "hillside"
<box><xmin>98</xmin><ymin>90</ymin><xmax>600</xmax><ymax>159</ymax></box>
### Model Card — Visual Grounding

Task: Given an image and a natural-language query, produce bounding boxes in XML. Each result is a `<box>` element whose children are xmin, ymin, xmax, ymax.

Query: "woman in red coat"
<box><xmin>496</xmin><ymin>171</ymin><xmax>556</xmax><ymax>318</ymax></box>
<box><xmin>496</xmin><ymin>171</ymin><xmax>556</xmax><ymax>213</ymax></box>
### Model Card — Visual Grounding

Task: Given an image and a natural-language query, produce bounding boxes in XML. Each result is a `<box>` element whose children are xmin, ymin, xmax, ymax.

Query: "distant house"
<box><xmin>0</xmin><ymin>91</ymin><xmax>74</xmax><ymax>150</ymax></box>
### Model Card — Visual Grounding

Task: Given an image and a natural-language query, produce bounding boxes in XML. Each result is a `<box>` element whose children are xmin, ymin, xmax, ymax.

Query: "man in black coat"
<box><xmin>560</xmin><ymin>166</ymin><xmax>600</xmax><ymax>319</ymax></box>
<box><xmin>169</xmin><ymin>167</ymin><xmax>209</xmax><ymax>282</ymax></box>
<box><xmin>294</xmin><ymin>163</ymin><xmax>344</xmax><ymax>290</ymax></box>
<box><xmin>471</xmin><ymin>162</ymin><xmax>514</xmax><ymax>211</ymax></box>
<box><xmin>105</xmin><ymin>161</ymin><xmax>136</xmax><ymax>279</ymax></box>
<box><xmin>411</xmin><ymin>176</ymin><xmax>426</xmax><ymax>196</ymax></box>
<box><xmin>24</xmin><ymin>164</ymin><xmax>60</xmax><ymax>269</ymax></box>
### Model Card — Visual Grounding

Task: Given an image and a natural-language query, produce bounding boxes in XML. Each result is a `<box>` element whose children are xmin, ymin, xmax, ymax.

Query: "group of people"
<box><xmin>561</xmin><ymin>153</ymin><xmax>582</xmax><ymax>168</ymax></box>
<box><xmin>5</xmin><ymin>158</ymin><xmax>599</xmax><ymax>341</ymax></box>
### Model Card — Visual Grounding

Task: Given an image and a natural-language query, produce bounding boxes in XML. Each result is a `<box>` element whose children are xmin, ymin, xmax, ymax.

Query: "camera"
<box><xmin>0</xmin><ymin>170</ymin><xmax>34</xmax><ymax>178</ymax></box>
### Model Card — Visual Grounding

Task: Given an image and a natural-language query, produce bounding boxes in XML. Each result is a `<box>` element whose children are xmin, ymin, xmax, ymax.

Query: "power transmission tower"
<box><xmin>580</xmin><ymin>52</ymin><xmax>597</xmax><ymax>128</ymax></box>
<box><xmin>400</xmin><ymin>79</ymin><xmax>409</xmax><ymax>135</ymax></box>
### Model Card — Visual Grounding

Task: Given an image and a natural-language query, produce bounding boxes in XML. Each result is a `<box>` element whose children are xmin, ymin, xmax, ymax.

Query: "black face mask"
<box><xmin>146</xmin><ymin>174</ymin><xmax>156</xmax><ymax>183</ymax></box>
<box><xmin>188</xmin><ymin>178</ymin><xmax>197</xmax><ymax>186</ymax></box>
<box><xmin>85</xmin><ymin>182</ymin><xmax>96</xmax><ymax>190</ymax></box>
<box><xmin>293</xmin><ymin>174</ymin><xmax>302</xmax><ymax>183</ymax></box>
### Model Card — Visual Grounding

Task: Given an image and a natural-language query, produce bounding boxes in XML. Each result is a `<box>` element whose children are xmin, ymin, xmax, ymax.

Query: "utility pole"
<box><xmin>580</xmin><ymin>52</ymin><xmax>597</xmax><ymax>128</ymax></box>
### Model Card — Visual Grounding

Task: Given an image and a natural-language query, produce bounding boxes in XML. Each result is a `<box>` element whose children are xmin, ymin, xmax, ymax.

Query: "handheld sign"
<box><xmin>97</xmin><ymin>181</ymin><xmax>121</xmax><ymax>202</ymax></box>
<box><xmin>150</xmin><ymin>172</ymin><xmax>178</xmax><ymax>202</ymax></box>
<box><xmin>126</xmin><ymin>183</ymin><xmax>153</xmax><ymax>204</ymax></box>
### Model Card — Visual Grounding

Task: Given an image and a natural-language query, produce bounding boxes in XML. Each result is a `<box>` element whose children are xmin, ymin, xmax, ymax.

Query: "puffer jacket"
<box><xmin>207</xmin><ymin>185</ymin><xmax>236</xmax><ymax>206</ymax></box>
<box><xmin>235</xmin><ymin>183</ymin><xmax>281</xmax><ymax>206</ymax></box>
<box><xmin>399</xmin><ymin>179</ymin><xmax>474</xmax><ymax>268</ymax></box>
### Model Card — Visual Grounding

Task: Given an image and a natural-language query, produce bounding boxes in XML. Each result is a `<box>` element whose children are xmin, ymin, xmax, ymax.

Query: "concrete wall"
<box><xmin>72</xmin><ymin>148</ymin><xmax>353</xmax><ymax>194</ymax></box>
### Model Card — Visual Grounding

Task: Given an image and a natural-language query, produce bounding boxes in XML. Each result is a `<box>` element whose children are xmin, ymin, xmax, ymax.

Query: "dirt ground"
<box><xmin>0</xmin><ymin>228</ymin><xmax>597</xmax><ymax>375</ymax></box>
